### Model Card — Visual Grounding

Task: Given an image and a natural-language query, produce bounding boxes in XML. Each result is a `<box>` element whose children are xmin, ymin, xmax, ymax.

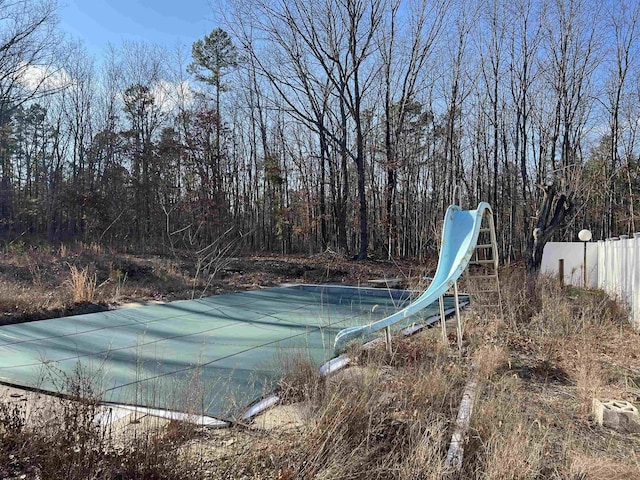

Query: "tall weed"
<box><xmin>67</xmin><ymin>265</ymin><xmax>97</xmax><ymax>303</ymax></box>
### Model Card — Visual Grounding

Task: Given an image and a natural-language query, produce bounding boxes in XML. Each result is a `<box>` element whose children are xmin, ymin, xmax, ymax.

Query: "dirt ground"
<box><xmin>0</xmin><ymin>247</ymin><xmax>431</xmax><ymax>326</ymax></box>
<box><xmin>0</xmin><ymin>246</ymin><xmax>428</xmax><ymax>358</ymax></box>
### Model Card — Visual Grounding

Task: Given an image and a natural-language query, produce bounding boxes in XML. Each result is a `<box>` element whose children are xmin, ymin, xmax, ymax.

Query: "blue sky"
<box><xmin>59</xmin><ymin>0</ymin><xmax>216</xmax><ymax>57</ymax></box>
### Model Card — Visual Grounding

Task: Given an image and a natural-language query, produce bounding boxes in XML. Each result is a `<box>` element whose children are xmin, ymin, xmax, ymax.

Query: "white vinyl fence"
<box><xmin>542</xmin><ymin>238</ymin><xmax>640</xmax><ymax>329</ymax></box>
<box><xmin>541</xmin><ymin>242</ymin><xmax>598</xmax><ymax>288</ymax></box>
<box><xmin>597</xmin><ymin>235</ymin><xmax>640</xmax><ymax>330</ymax></box>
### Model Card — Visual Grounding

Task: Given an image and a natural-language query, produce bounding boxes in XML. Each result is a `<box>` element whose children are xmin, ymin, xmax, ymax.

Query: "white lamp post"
<box><xmin>578</xmin><ymin>229</ymin><xmax>592</xmax><ymax>288</ymax></box>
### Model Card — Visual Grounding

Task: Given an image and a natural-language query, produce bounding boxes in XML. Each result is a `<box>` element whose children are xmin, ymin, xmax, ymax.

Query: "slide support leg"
<box><xmin>454</xmin><ymin>281</ymin><xmax>462</xmax><ymax>352</ymax></box>
<box><xmin>385</xmin><ymin>326</ymin><xmax>392</xmax><ymax>355</ymax></box>
<box><xmin>439</xmin><ymin>295</ymin><xmax>447</xmax><ymax>346</ymax></box>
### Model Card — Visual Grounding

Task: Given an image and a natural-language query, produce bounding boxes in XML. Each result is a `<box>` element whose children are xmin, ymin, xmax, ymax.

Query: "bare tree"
<box><xmin>528</xmin><ymin>178</ymin><xmax>575</xmax><ymax>271</ymax></box>
<box><xmin>506</xmin><ymin>0</ymin><xmax>543</xmax><ymax>258</ymax></box>
<box><xmin>605</xmin><ymin>0</ymin><xmax>640</xmax><ymax>233</ymax></box>
<box><xmin>0</xmin><ymin>0</ymin><xmax>61</xmax><ymax>226</ymax></box>
<box><xmin>526</xmin><ymin>0</ymin><xmax>599</xmax><ymax>270</ymax></box>
<box><xmin>439</xmin><ymin>0</ymin><xmax>478</xmax><ymax>212</ymax></box>
<box><xmin>378</xmin><ymin>0</ymin><xmax>448</xmax><ymax>259</ymax></box>
<box><xmin>230</xmin><ymin>0</ymin><xmax>384</xmax><ymax>258</ymax></box>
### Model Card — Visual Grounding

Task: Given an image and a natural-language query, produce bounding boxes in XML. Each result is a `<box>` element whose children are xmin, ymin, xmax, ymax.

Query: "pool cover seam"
<box><xmin>97</xmin><ymin>320</ymin><xmax>355</xmax><ymax>396</ymax></box>
<box><xmin>0</xmin><ymin>307</ymin><xmax>378</xmax><ymax>371</ymax></box>
<box><xmin>0</xmin><ymin>291</ymin><xmax>379</xmax><ymax>349</ymax></box>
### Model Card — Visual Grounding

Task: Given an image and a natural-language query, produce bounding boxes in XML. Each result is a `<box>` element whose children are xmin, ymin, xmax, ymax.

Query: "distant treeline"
<box><xmin>0</xmin><ymin>0</ymin><xmax>638</xmax><ymax>266</ymax></box>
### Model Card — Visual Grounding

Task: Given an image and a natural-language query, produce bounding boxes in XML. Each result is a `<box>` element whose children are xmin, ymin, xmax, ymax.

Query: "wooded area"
<box><xmin>1</xmin><ymin>0</ymin><xmax>639</xmax><ymax>267</ymax></box>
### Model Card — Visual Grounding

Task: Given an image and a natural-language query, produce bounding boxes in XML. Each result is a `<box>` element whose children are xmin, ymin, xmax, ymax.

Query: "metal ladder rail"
<box><xmin>465</xmin><ymin>210</ymin><xmax>503</xmax><ymax>319</ymax></box>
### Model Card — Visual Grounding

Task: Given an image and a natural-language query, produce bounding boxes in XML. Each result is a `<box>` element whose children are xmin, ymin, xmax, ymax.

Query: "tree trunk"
<box><xmin>527</xmin><ymin>182</ymin><xmax>573</xmax><ymax>272</ymax></box>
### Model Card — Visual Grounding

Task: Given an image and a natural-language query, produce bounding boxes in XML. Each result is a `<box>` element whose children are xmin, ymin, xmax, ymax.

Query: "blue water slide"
<box><xmin>334</xmin><ymin>202</ymin><xmax>493</xmax><ymax>353</ymax></box>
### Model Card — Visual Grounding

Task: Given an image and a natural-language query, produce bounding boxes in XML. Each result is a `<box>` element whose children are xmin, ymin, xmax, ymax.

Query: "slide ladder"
<box><xmin>463</xmin><ymin>210</ymin><xmax>503</xmax><ymax>316</ymax></box>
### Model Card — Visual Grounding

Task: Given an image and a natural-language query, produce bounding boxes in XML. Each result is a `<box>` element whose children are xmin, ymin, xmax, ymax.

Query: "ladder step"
<box><xmin>474</xmin><ymin>304</ymin><xmax>501</xmax><ymax>308</ymax></box>
<box><xmin>470</xmin><ymin>259</ymin><xmax>496</xmax><ymax>265</ymax></box>
<box><xmin>479</xmin><ymin>228</ymin><xmax>491</xmax><ymax>233</ymax></box>
<box><xmin>476</xmin><ymin>244</ymin><xmax>493</xmax><ymax>249</ymax></box>
<box><xmin>469</xmin><ymin>274</ymin><xmax>499</xmax><ymax>280</ymax></box>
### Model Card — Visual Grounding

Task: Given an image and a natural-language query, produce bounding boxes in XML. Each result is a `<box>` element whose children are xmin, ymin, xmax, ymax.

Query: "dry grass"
<box><xmin>277</xmin><ymin>353</ymin><xmax>325</xmax><ymax>404</ymax></box>
<box><xmin>0</xmin><ymin>367</ymin><xmax>206</xmax><ymax>480</ymax></box>
<box><xmin>67</xmin><ymin>265</ymin><xmax>97</xmax><ymax>303</ymax></box>
<box><xmin>292</xmin><ymin>358</ymin><xmax>462</xmax><ymax>479</ymax></box>
<box><xmin>0</xmin><ymin>280</ymin><xmax>66</xmax><ymax>316</ymax></box>
<box><xmin>0</xmin><ymin>254</ymin><xmax>639</xmax><ymax>478</ymax></box>
<box><xmin>0</xmin><ymin>244</ymin><xmax>210</xmax><ymax>324</ymax></box>
<box><xmin>473</xmin><ymin>344</ymin><xmax>509</xmax><ymax>380</ymax></box>
<box><xmin>213</xmin><ymin>333</ymin><xmax>470</xmax><ymax>479</ymax></box>
<box><xmin>199</xmin><ymin>270</ymin><xmax>640</xmax><ymax>478</ymax></box>
<box><xmin>457</xmin><ymin>268</ymin><xmax>640</xmax><ymax>479</ymax></box>
<box><xmin>569</xmin><ymin>452</ymin><xmax>640</xmax><ymax>479</ymax></box>
<box><xmin>481</xmin><ymin>418</ymin><xmax>546</xmax><ymax>479</ymax></box>
<box><xmin>0</xmin><ymin>246</ymin><xmax>411</xmax><ymax>326</ymax></box>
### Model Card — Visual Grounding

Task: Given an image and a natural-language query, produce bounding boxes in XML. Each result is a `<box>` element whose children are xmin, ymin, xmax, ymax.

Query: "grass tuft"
<box><xmin>67</xmin><ymin>264</ymin><xmax>97</xmax><ymax>303</ymax></box>
<box><xmin>278</xmin><ymin>354</ymin><xmax>325</xmax><ymax>404</ymax></box>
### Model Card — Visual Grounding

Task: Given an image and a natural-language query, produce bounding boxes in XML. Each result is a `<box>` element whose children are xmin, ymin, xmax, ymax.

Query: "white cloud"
<box><xmin>18</xmin><ymin>63</ymin><xmax>72</xmax><ymax>92</ymax></box>
<box><xmin>151</xmin><ymin>79</ymin><xmax>194</xmax><ymax>113</ymax></box>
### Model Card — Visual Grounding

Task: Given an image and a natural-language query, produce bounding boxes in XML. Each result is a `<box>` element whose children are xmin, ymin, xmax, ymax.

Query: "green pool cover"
<box><xmin>0</xmin><ymin>284</ymin><xmax>463</xmax><ymax>420</ymax></box>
